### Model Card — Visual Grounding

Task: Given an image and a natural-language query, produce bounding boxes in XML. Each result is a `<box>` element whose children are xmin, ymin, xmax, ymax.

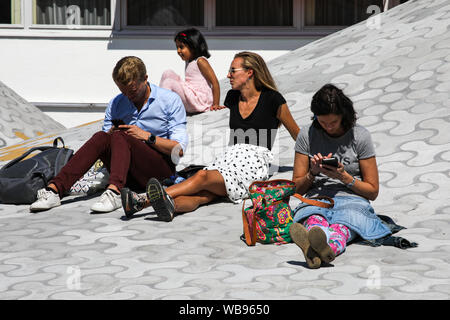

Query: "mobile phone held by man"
<box><xmin>322</xmin><ymin>157</ymin><xmax>339</xmax><ymax>168</ymax></box>
<box><xmin>111</xmin><ymin>119</ymin><xmax>125</xmax><ymax>129</ymax></box>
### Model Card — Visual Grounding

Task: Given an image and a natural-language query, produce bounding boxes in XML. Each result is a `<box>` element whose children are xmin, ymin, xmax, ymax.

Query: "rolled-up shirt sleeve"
<box><xmin>166</xmin><ymin>94</ymin><xmax>189</xmax><ymax>153</ymax></box>
<box><xmin>102</xmin><ymin>98</ymin><xmax>114</xmax><ymax>132</ymax></box>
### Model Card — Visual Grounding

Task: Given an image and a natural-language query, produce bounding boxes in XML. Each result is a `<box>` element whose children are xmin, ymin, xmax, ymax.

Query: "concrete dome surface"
<box><xmin>0</xmin><ymin>81</ymin><xmax>65</xmax><ymax>149</ymax></box>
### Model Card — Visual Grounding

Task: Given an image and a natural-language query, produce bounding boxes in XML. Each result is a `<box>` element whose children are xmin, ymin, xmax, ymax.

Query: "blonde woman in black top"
<box><xmin>122</xmin><ymin>51</ymin><xmax>299</xmax><ymax>221</ymax></box>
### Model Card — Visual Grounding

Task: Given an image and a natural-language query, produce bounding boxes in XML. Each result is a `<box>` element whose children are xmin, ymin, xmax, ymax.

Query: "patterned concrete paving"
<box><xmin>0</xmin><ymin>0</ymin><xmax>449</xmax><ymax>300</ymax></box>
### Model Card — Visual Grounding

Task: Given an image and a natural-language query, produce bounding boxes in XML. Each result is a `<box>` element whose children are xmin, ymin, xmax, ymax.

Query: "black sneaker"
<box><xmin>120</xmin><ymin>187</ymin><xmax>150</xmax><ymax>218</ymax></box>
<box><xmin>146</xmin><ymin>178</ymin><xmax>175</xmax><ymax>222</ymax></box>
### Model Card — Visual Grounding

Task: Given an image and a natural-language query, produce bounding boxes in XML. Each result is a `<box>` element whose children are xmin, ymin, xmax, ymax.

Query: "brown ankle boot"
<box><xmin>308</xmin><ymin>226</ymin><xmax>336</xmax><ymax>263</ymax></box>
<box><xmin>289</xmin><ymin>223</ymin><xmax>322</xmax><ymax>269</ymax></box>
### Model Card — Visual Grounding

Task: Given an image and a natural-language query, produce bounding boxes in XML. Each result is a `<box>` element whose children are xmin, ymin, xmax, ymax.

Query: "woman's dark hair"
<box><xmin>174</xmin><ymin>28</ymin><xmax>210</xmax><ymax>60</ymax></box>
<box><xmin>310</xmin><ymin>84</ymin><xmax>357</xmax><ymax>132</ymax></box>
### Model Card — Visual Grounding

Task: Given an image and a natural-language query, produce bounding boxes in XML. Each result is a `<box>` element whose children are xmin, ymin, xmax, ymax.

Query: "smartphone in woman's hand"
<box><xmin>322</xmin><ymin>157</ymin><xmax>339</xmax><ymax>167</ymax></box>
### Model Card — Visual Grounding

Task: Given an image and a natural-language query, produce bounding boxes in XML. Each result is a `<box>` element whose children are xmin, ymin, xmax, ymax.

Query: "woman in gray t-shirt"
<box><xmin>290</xmin><ymin>84</ymin><xmax>391</xmax><ymax>269</ymax></box>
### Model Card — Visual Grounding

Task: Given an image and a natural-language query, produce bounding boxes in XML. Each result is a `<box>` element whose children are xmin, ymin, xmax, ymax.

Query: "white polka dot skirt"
<box><xmin>204</xmin><ymin>143</ymin><xmax>274</xmax><ymax>203</ymax></box>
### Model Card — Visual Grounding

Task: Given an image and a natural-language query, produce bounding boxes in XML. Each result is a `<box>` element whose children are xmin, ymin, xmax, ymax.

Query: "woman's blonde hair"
<box><xmin>234</xmin><ymin>51</ymin><xmax>278</xmax><ymax>92</ymax></box>
<box><xmin>112</xmin><ymin>56</ymin><xmax>147</xmax><ymax>85</ymax></box>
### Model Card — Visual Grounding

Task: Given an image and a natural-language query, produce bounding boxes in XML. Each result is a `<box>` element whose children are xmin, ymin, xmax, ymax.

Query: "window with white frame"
<box><xmin>33</xmin><ymin>0</ymin><xmax>111</xmax><ymax>26</ymax></box>
<box><xmin>126</xmin><ymin>0</ymin><xmax>204</xmax><ymax>27</ymax></box>
<box><xmin>0</xmin><ymin>0</ymin><xmax>408</xmax><ymax>33</ymax></box>
<box><xmin>123</xmin><ymin>0</ymin><xmax>295</xmax><ymax>29</ymax></box>
<box><xmin>305</xmin><ymin>0</ymin><xmax>384</xmax><ymax>26</ymax></box>
<box><xmin>122</xmin><ymin>0</ymin><xmax>403</xmax><ymax>30</ymax></box>
<box><xmin>215</xmin><ymin>0</ymin><xmax>293</xmax><ymax>27</ymax></box>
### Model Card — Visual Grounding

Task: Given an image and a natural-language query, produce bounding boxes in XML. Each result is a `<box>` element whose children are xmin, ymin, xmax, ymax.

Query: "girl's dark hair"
<box><xmin>310</xmin><ymin>84</ymin><xmax>357</xmax><ymax>132</ymax></box>
<box><xmin>174</xmin><ymin>28</ymin><xmax>210</xmax><ymax>60</ymax></box>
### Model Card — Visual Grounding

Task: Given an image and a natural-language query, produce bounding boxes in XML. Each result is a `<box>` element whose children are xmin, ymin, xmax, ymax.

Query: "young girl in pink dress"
<box><xmin>159</xmin><ymin>28</ymin><xmax>220</xmax><ymax>113</ymax></box>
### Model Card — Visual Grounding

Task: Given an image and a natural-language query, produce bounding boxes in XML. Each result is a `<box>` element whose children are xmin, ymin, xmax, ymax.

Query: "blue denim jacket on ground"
<box><xmin>293</xmin><ymin>196</ymin><xmax>392</xmax><ymax>241</ymax></box>
<box><xmin>355</xmin><ymin>214</ymin><xmax>418</xmax><ymax>249</ymax></box>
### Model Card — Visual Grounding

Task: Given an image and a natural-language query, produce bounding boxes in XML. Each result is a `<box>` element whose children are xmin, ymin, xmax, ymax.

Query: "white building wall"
<box><xmin>0</xmin><ymin>36</ymin><xmax>314</xmax><ymax>127</ymax></box>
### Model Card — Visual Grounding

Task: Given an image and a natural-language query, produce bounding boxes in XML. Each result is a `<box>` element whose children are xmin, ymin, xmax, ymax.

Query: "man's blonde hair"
<box><xmin>234</xmin><ymin>51</ymin><xmax>278</xmax><ymax>92</ymax></box>
<box><xmin>112</xmin><ymin>56</ymin><xmax>147</xmax><ymax>85</ymax></box>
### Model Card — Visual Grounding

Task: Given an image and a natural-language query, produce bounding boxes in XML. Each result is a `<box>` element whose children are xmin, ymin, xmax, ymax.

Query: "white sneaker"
<box><xmin>30</xmin><ymin>188</ymin><xmax>61</xmax><ymax>212</ymax></box>
<box><xmin>90</xmin><ymin>189</ymin><xmax>121</xmax><ymax>213</ymax></box>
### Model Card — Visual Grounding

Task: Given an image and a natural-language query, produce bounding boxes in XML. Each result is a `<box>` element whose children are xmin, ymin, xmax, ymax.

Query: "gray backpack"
<box><xmin>0</xmin><ymin>137</ymin><xmax>73</xmax><ymax>204</ymax></box>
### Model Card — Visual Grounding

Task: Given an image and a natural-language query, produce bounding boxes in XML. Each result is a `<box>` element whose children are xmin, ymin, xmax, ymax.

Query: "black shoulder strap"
<box><xmin>54</xmin><ymin>147</ymin><xmax>74</xmax><ymax>176</ymax></box>
<box><xmin>0</xmin><ymin>136</ymin><xmax>65</xmax><ymax>172</ymax></box>
<box><xmin>53</xmin><ymin>137</ymin><xmax>65</xmax><ymax>148</ymax></box>
<box><xmin>0</xmin><ymin>146</ymin><xmax>54</xmax><ymax>171</ymax></box>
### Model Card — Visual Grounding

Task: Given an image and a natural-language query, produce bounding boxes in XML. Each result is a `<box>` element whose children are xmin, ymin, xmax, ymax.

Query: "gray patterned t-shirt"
<box><xmin>295</xmin><ymin>124</ymin><xmax>376</xmax><ymax>198</ymax></box>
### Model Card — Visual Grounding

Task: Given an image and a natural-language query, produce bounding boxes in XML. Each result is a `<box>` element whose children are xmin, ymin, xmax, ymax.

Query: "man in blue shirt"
<box><xmin>30</xmin><ymin>56</ymin><xmax>188</xmax><ymax>214</ymax></box>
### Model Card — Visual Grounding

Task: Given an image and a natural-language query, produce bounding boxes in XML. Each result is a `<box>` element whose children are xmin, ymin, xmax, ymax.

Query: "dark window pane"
<box><xmin>127</xmin><ymin>0</ymin><xmax>204</xmax><ymax>26</ymax></box>
<box><xmin>306</xmin><ymin>0</ymin><xmax>384</xmax><ymax>26</ymax></box>
<box><xmin>35</xmin><ymin>0</ymin><xmax>111</xmax><ymax>25</ymax></box>
<box><xmin>0</xmin><ymin>1</ymin><xmax>21</xmax><ymax>24</ymax></box>
<box><xmin>0</xmin><ymin>2</ymin><xmax>11</xmax><ymax>24</ymax></box>
<box><xmin>216</xmin><ymin>0</ymin><xmax>293</xmax><ymax>27</ymax></box>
